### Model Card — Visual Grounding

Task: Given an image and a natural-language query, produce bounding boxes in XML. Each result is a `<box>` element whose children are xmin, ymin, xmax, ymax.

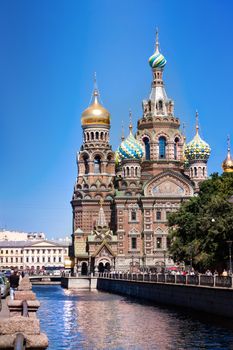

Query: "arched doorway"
<box><xmin>81</xmin><ymin>262</ymin><xmax>88</xmax><ymax>275</ymax></box>
<box><xmin>98</xmin><ymin>262</ymin><xmax>104</xmax><ymax>273</ymax></box>
<box><xmin>97</xmin><ymin>259</ymin><xmax>111</xmax><ymax>272</ymax></box>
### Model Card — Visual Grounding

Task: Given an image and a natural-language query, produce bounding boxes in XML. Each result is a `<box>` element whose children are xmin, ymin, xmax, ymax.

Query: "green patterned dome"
<box><xmin>118</xmin><ymin>130</ymin><xmax>144</xmax><ymax>161</ymax></box>
<box><xmin>185</xmin><ymin>132</ymin><xmax>211</xmax><ymax>161</ymax></box>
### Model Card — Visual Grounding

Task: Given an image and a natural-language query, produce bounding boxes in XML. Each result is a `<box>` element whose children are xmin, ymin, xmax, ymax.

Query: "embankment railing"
<box><xmin>99</xmin><ymin>272</ymin><xmax>233</xmax><ymax>289</ymax></box>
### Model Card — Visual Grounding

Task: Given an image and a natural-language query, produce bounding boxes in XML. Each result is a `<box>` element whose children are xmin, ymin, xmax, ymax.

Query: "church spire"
<box><xmin>155</xmin><ymin>27</ymin><xmax>159</xmax><ymax>52</ymax></box>
<box><xmin>222</xmin><ymin>135</ymin><xmax>233</xmax><ymax>173</ymax></box>
<box><xmin>195</xmin><ymin>110</ymin><xmax>199</xmax><ymax>134</ymax></box>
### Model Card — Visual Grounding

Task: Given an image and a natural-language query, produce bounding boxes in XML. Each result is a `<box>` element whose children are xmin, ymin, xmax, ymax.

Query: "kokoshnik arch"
<box><xmin>70</xmin><ymin>31</ymin><xmax>232</xmax><ymax>274</ymax></box>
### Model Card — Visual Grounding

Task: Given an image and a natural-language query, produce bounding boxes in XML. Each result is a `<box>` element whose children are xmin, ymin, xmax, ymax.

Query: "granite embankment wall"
<box><xmin>97</xmin><ymin>278</ymin><xmax>233</xmax><ymax>318</ymax></box>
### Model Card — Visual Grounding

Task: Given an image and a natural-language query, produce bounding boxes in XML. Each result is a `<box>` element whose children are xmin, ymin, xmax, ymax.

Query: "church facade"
<box><xmin>70</xmin><ymin>33</ymin><xmax>211</xmax><ymax>274</ymax></box>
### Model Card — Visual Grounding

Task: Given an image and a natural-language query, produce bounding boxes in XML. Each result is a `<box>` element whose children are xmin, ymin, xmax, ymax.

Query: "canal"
<box><xmin>34</xmin><ymin>285</ymin><xmax>233</xmax><ymax>350</ymax></box>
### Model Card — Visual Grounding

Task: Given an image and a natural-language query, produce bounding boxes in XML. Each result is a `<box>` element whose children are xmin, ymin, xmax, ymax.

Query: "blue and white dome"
<box><xmin>118</xmin><ymin>130</ymin><xmax>144</xmax><ymax>161</ymax></box>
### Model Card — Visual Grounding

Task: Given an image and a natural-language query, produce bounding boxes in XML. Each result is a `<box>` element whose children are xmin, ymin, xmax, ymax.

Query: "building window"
<box><xmin>174</xmin><ymin>137</ymin><xmax>179</xmax><ymax>160</ymax></box>
<box><xmin>131</xmin><ymin>237</ymin><xmax>137</xmax><ymax>249</ymax></box>
<box><xmin>11</xmin><ymin>250</ymin><xmax>13</xmax><ymax>254</ymax></box>
<box><xmin>159</xmin><ymin>136</ymin><xmax>166</xmax><ymax>159</ymax></box>
<box><xmin>157</xmin><ymin>237</ymin><xmax>162</xmax><ymax>249</ymax></box>
<box><xmin>156</xmin><ymin>211</ymin><xmax>161</xmax><ymax>220</ymax></box>
<box><xmin>6</xmin><ymin>250</ymin><xmax>8</xmax><ymax>254</ymax></box>
<box><xmin>131</xmin><ymin>209</ymin><xmax>137</xmax><ymax>221</ymax></box>
<box><xmin>16</xmin><ymin>258</ymin><xmax>18</xmax><ymax>263</ymax></box>
<box><xmin>94</xmin><ymin>156</ymin><xmax>101</xmax><ymax>173</ymax></box>
<box><xmin>37</xmin><ymin>257</ymin><xmax>40</xmax><ymax>262</ymax></box>
<box><xmin>0</xmin><ymin>250</ymin><xmax>3</xmax><ymax>254</ymax></box>
<box><xmin>32</xmin><ymin>257</ymin><xmax>34</xmax><ymax>262</ymax></box>
<box><xmin>11</xmin><ymin>258</ymin><xmax>13</xmax><ymax>263</ymax></box>
<box><xmin>26</xmin><ymin>257</ymin><xmax>29</xmax><ymax>263</ymax></box>
<box><xmin>53</xmin><ymin>257</ymin><xmax>56</xmax><ymax>262</ymax></box>
<box><xmin>143</xmin><ymin>137</ymin><xmax>150</xmax><ymax>160</ymax></box>
<box><xmin>42</xmin><ymin>250</ymin><xmax>45</xmax><ymax>254</ymax></box>
<box><xmin>59</xmin><ymin>257</ymin><xmax>61</xmax><ymax>262</ymax></box>
<box><xmin>42</xmin><ymin>257</ymin><xmax>45</xmax><ymax>263</ymax></box>
<box><xmin>84</xmin><ymin>155</ymin><xmax>89</xmax><ymax>174</ymax></box>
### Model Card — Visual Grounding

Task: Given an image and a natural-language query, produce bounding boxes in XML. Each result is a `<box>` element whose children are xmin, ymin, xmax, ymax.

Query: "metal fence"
<box><xmin>99</xmin><ymin>273</ymin><xmax>233</xmax><ymax>289</ymax></box>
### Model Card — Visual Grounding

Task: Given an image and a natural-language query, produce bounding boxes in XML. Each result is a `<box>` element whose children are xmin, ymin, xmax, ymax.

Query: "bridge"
<box><xmin>28</xmin><ymin>275</ymin><xmax>61</xmax><ymax>284</ymax></box>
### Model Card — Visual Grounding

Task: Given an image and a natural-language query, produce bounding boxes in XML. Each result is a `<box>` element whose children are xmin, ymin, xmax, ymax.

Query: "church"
<box><xmin>70</xmin><ymin>32</ymin><xmax>230</xmax><ymax>274</ymax></box>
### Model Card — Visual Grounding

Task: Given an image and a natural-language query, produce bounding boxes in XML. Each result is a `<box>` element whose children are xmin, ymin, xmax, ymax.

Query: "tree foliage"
<box><xmin>168</xmin><ymin>173</ymin><xmax>233</xmax><ymax>271</ymax></box>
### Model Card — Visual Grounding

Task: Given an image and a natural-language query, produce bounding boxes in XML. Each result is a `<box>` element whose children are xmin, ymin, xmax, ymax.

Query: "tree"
<box><xmin>168</xmin><ymin>173</ymin><xmax>233</xmax><ymax>272</ymax></box>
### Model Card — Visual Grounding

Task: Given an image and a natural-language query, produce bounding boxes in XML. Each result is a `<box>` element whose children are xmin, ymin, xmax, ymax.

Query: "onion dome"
<box><xmin>118</xmin><ymin>116</ymin><xmax>144</xmax><ymax>160</ymax></box>
<box><xmin>149</xmin><ymin>29</ymin><xmax>167</xmax><ymax>69</ymax></box>
<box><xmin>185</xmin><ymin>112</ymin><xmax>211</xmax><ymax>161</ymax></box>
<box><xmin>81</xmin><ymin>88</ymin><xmax>110</xmax><ymax>128</ymax></box>
<box><xmin>222</xmin><ymin>136</ymin><xmax>233</xmax><ymax>173</ymax></box>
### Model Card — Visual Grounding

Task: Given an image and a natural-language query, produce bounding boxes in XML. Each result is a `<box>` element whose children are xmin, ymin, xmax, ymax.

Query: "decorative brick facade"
<box><xmin>71</xmin><ymin>33</ymin><xmax>210</xmax><ymax>273</ymax></box>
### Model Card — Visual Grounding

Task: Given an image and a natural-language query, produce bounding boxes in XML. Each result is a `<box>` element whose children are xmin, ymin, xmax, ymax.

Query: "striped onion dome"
<box><xmin>149</xmin><ymin>30</ymin><xmax>166</xmax><ymax>69</ymax></box>
<box><xmin>149</xmin><ymin>50</ymin><xmax>167</xmax><ymax>69</ymax></box>
<box><xmin>118</xmin><ymin>128</ymin><xmax>144</xmax><ymax>161</ymax></box>
<box><xmin>184</xmin><ymin>130</ymin><xmax>211</xmax><ymax>161</ymax></box>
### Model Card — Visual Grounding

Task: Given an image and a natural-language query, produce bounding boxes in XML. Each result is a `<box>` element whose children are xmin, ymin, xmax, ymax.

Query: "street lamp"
<box><xmin>163</xmin><ymin>250</ymin><xmax>166</xmax><ymax>272</ymax></box>
<box><xmin>131</xmin><ymin>255</ymin><xmax>134</xmax><ymax>272</ymax></box>
<box><xmin>227</xmin><ymin>240</ymin><xmax>233</xmax><ymax>275</ymax></box>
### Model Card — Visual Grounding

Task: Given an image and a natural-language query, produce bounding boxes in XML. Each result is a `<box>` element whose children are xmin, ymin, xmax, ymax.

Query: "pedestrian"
<box><xmin>9</xmin><ymin>269</ymin><xmax>20</xmax><ymax>300</ymax></box>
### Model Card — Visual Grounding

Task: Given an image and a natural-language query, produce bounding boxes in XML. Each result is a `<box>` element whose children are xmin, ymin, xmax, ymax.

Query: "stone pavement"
<box><xmin>0</xmin><ymin>297</ymin><xmax>10</xmax><ymax>318</ymax></box>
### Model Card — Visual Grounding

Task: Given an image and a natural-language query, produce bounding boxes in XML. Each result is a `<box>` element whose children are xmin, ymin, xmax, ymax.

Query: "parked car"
<box><xmin>0</xmin><ymin>275</ymin><xmax>10</xmax><ymax>298</ymax></box>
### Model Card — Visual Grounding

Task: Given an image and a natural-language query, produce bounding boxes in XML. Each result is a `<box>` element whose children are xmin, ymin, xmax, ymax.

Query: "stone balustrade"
<box><xmin>0</xmin><ymin>276</ymin><xmax>48</xmax><ymax>349</ymax></box>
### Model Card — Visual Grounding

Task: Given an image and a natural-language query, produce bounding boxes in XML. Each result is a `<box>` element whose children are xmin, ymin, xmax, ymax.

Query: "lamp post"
<box><xmin>163</xmin><ymin>250</ymin><xmax>166</xmax><ymax>272</ymax></box>
<box><xmin>227</xmin><ymin>240</ymin><xmax>233</xmax><ymax>275</ymax></box>
<box><xmin>131</xmin><ymin>255</ymin><xmax>134</xmax><ymax>273</ymax></box>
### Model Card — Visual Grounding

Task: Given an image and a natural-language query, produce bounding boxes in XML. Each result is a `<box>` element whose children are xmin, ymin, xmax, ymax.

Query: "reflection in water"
<box><xmin>34</xmin><ymin>286</ymin><xmax>233</xmax><ymax>350</ymax></box>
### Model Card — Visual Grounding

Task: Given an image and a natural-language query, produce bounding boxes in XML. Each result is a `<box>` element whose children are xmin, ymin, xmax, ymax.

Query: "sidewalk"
<box><xmin>0</xmin><ymin>297</ymin><xmax>10</xmax><ymax>318</ymax></box>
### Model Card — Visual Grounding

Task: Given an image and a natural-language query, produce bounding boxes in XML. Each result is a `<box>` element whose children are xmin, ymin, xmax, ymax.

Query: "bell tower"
<box><xmin>71</xmin><ymin>76</ymin><xmax>115</xmax><ymax>257</ymax></box>
<box><xmin>136</xmin><ymin>29</ymin><xmax>185</xmax><ymax>178</ymax></box>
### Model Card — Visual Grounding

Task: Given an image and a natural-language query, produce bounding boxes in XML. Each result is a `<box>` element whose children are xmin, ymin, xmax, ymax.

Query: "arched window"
<box><xmin>131</xmin><ymin>167</ymin><xmax>134</xmax><ymax>177</ymax></box>
<box><xmin>158</xmin><ymin>100</ymin><xmax>163</xmax><ymax>111</ymax></box>
<box><xmin>96</xmin><ymin>132</ymin><xmax>99</xmax><ymax>140</ymax></box>
<box><xmin>126</xmin><ymin>167</ymin><xmax>129</xmax><ymax>177</ymax></box>
<box><xmin>94</xmin><ymin>156</ymin><xmax>101</xmax><ymax>173</ymax></box>
<box><xmin>135</xmin><ymin>167</ymin><xmax>138</xmax><ymax>177</ymax></box>
<box><xmin>131</xmin><ymin>209</ymin><xmax>137</xmax><ymax>221</ymax></box>
<box><xmin>203</xmin><ymin>167</ymin><xmax>205</xmax><ymax>176</ymax></box>
<box><xmin>87</xmin><ymin>133</ymin><xmax>90</xmax><ymax>141</ymax></box>
<box><xmin>143</xmin><ymin>137</ymin><xmax>150</xmax><ymax>160</ymax></box>
<box><xmin>159</xmin><ymin>136</ymin><xmax>166</xmax><ymax>159</ymax></box>
<box><xmin>194</xmin><ymin>167</ymin><xmax>197</xmax><ymax>176</ymax></box>
<box><xmin>83</xmin><ymin>156</ymin><xmax>89</xmax><ymax>174</ymax></box>
<box><xmin>174</xmin><ymin>137</ymin><xmax>179</xmax><ymax>160</ymax></box>
<box><xmin>91</xmin><ymin>132</ymin><xmax>94</xmax><ymax>140</ymax></box>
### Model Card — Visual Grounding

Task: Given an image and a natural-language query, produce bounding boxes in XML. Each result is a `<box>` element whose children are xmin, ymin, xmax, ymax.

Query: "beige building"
<box><xmin>0</xmin><ymin>239</ymin><xmax>70</xmax><ymax>272</ymax></box>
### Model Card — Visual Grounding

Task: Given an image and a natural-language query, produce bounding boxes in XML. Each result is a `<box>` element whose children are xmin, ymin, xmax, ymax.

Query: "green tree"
<box><xmin>168</xmin><ymin>173</ymin><xmax>233</xmax><ymax>272</ymax></box>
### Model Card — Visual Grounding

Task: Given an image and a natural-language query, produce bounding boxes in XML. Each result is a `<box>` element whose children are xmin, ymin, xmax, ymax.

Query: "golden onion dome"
<box><xmin>81</xmin><ymin>89</ymin><xmax>110</xmax><ymax>128</ymax></box>
<box><xmin>222</xmin><ymin>137</ymin><xmax>233</xmax><ymax>173</ymax></box>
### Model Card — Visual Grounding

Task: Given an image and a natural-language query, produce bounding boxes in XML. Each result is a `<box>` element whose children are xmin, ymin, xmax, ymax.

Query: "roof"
<box><xmin>0</xmin><ymin>240</ymin><xmax>71</xmax><ymax>248</ymax></box>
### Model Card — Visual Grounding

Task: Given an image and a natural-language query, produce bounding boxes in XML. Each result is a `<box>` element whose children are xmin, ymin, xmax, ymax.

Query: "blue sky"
<box><xmin>1</xmin><ymin>0</ymin><xmax>233</xmax><ymax>238</ymax></box>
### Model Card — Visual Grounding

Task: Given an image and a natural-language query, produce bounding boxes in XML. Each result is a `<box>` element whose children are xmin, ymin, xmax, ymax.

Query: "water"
<box><xmin>34</xmin><ymin>285</ymin><xmax>233</xmax><ymax>350</ymax></box>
